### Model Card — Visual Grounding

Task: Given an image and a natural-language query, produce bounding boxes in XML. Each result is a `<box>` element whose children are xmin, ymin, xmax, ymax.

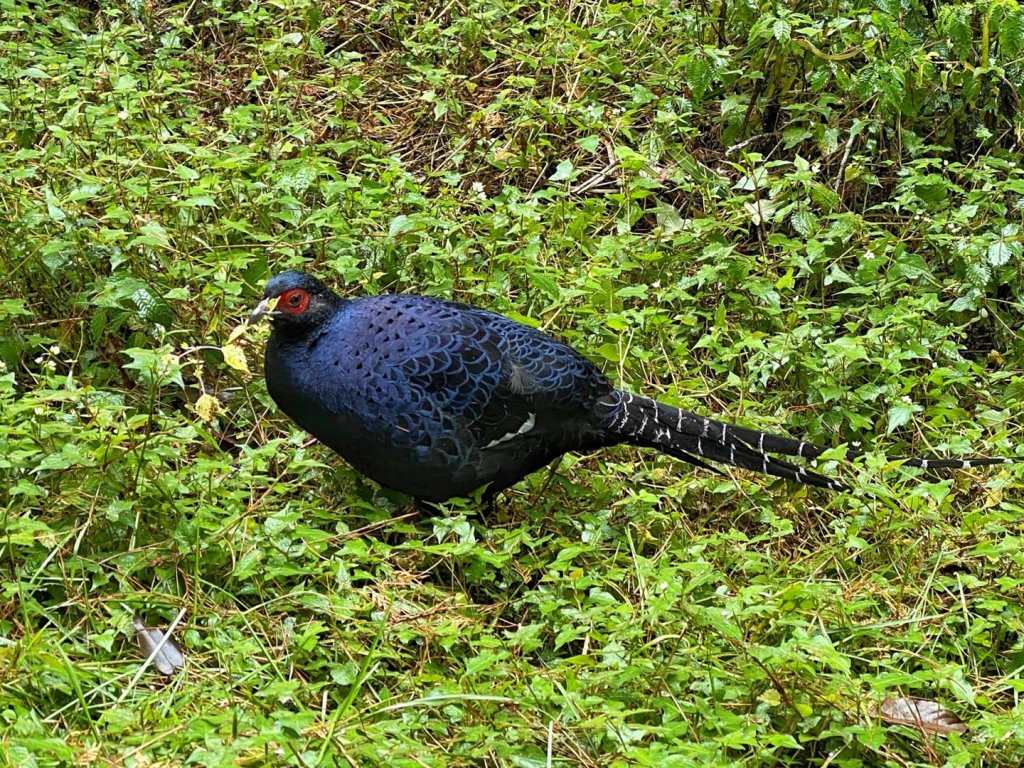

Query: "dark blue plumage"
<box><xmin>251</xmin><ymin>271</ymin><xmax>1021</xmax><ymax>503</ymax></box>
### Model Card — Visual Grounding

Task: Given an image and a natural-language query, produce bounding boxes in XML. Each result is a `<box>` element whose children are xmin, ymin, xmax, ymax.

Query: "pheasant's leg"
<box><xmin>411</xmin><ymin>497</ymin><xmax>441</xmax><ymax>516</ymax></box>
<box><xmin>535</xmin><ymin>457</ymin><xmax>564</xmax><ymax>500</ymax></box>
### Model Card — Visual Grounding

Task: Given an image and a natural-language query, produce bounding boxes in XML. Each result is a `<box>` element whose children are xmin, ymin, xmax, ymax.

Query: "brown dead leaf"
<box><xmin>878</xmin><ymin>696</ymin><xmax>967</xmax><ymax>736</ymax></box>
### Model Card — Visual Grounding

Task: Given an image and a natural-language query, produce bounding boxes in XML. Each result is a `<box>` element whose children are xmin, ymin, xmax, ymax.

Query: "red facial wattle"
<box><xmin>279</xmin><ymin>288</ymin><xmax>310</xmax><ymax>315</ymax></box>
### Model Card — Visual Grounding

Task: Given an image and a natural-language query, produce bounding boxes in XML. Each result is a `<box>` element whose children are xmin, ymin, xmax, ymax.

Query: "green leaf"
<box><xmin>686</xmin><ymin>57</ymin><xmax>713</xmax><ymax>100</ymax></box>
<box><xmin>0</xmin><ymin>299</ymin><xmax>32</xmax><ymax>319</ymax></box>
<box><xmin>999</xmin><ymin>8</ymin><xmax>1024</xmax><ymax>57</ymax></box>
<box><xmin>132</xmin><ymin>221</ymin><xmax>171</xmax><ymax>249</ymax></box>
<box><xmin>45</xmin><ymin>189</ymin><xmax>65</xmax><ymax>222</ymax></box>
<box><xmin>791</xmin><ymin>209</ymin><xmax>817</xmax><ymax>235</ymax></box>
<box><xmin>887</xmin><ymin>400</ymin><xmax>922</xmax><ymax>433</ymax></box>
<box><xmin>114</xmin><ymin>74</ymin><xmax>138</xmax><ymax>91</ymax></box>
<box><xmin>824</xmin><ymin>337</ymin><xmax>868</xmax><ymax>362</ymax></box>
<box><xmin>988</xmin><ymin>240</ymin><xmax>1012</xmax><ymax>267</ymax></box>
<box><xmin>654</xmin><ymin>201</ymin><xmax>685</xmax><ymax>234</ymax></box>
<box><xmin>388</xmin><ymin>214</ymin><xmax>411</xmax><ymax>237</ymax></box>
<box><xmin>966</xmin><ymin>261</ymin><xmax>991</xmax><ymax>288</ymax></box>
<box><xmin>549</xmin><ymin>159</ymin><xmax>574</xmax><ymax>182</ymax></box>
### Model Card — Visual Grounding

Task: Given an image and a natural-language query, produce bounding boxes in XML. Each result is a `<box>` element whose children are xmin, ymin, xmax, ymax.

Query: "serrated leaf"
<box><xmin>965</xmin><ymin>261</ymin><xmax>991</xmax><ymax>288</ymax></box>
<box><xmin>944</xmin><ymin>6</ymin><xmax>974</xmax><ymax>59</ymax></box>
<box><xmin>686</xmin><ymin>57</ymin><xmax>713</xmax><ymax>100</ymax></box>
<box><xmin>528</xmin><ymin>270</ymin><xmax>561</xmax><ymax>300</ymax></box>
<box><xmin>221</xmin><ymin>344</ymin><xmax>250</xmax><ymax>373</ymax></box>
<box><xmin>594</xmin><ymin>342</ymin><xmax>622</xmax><ymax>363</ymax></box>
<box><xmin>123</xmin><ymin>347</ymin><xmax>184</xmax><ymax>389</ymax></box>
<box><xmin>999</xmin><ymin>9</ymin><xmax>1024</xmax><ymax>57</ymax></box>
<box><xmin>988</xmin><ymin>240</ymin><xmax>1012</xmax><ymax>266</ymax></box>
<box><xmin>773</xmin><ymin>18</ymin><xmax>792</xmax><ymax>41</ymax></box>
<box><xmin>133</xmin><ymin>220</ymin><xmax>171</xmax><ymax>249</ymax></box>
<box><xmin>791</xmin><ymin>208</ymin><xmax>817</xmax><ymax>235</ymax></box>
<box><xmin>809</xmin><ymin>182</ymin><xmax>840</xmax><ymax>211</ymax></box>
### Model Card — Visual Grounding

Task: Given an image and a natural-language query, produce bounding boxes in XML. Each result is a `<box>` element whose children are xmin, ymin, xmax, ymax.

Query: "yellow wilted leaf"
<box><xmin>221</xmin><ymin>343</ymin><xmax>249</xmax><ymax>373</ymax></box>
<box><xmin>195</xmin><ymin>394</ymin><xmax>219</xmax><ymax>423</ymax></box>
<box><xmin>226</xmin><ymin>323</ymin><xmax>248</xmax><ymax>343</ymax></box>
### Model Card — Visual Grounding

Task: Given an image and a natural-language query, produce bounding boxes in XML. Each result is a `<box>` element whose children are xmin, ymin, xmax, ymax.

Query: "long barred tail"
<box><xmin>595</xmin><ymin>390</ymin><xmax>1021</xmax><ymax>491</ymax></box>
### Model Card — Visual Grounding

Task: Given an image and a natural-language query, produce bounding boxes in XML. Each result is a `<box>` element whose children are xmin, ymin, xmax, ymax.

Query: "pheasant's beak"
<box><xmin>248</xmin><ymin>296</ymin><xmax>279</xmax><ymax>325</ymax></box>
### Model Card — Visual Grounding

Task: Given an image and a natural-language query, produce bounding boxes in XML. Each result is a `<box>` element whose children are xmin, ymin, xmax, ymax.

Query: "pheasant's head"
<box><xmin>249</xmin><ymin>270</ymin><xmax>340</xmax><ymax>333</ymax></box>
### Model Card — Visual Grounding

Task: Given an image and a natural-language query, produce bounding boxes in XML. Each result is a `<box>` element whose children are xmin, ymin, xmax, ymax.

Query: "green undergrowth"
<box><xmin>2</xmin><ymin>0</ymin><xmax>1024</xmax><ymax>765</ymax></box>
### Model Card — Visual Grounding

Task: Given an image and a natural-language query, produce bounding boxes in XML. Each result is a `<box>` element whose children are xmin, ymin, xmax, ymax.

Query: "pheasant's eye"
<box><xmin>279</xmin><ymin>288</ymin><xmax>310</xmax><ymax>314</ymax></box>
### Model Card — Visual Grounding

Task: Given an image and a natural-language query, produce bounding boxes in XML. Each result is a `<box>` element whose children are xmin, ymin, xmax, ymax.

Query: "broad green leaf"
<box><xmin>549</xmin><ymin>160</ymin><xmax>574</xmax><ymax>182</ymax></box>
<box><xmin>887</xmin><ymin>400</ymin><xmax>921</xmax><ymax>433</ymax></box>
<box><xmin>388</xmin><ymin>214</ymin><xmax>411</xmax><ymax>237</ymax></box>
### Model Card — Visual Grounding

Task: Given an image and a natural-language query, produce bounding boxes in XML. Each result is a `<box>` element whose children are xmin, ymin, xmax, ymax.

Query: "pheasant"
<box><xmin>249</xmin><ymin>270</ymin><xmax>1020</xmax><ymax>503</ymax></box>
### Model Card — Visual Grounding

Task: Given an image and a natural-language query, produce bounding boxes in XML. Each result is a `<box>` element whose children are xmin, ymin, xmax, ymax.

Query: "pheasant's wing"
<box><xmin>400</xmin><ymin>303</ymin><xmax>613</xmax><ymax>451</ymax></box>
